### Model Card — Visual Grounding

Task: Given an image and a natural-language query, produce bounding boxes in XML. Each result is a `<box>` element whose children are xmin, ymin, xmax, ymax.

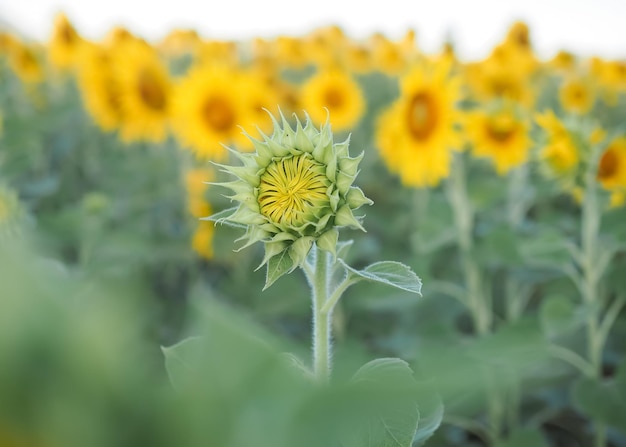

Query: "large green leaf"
<box><xmin>341</xmin><ymin>358</ymin><xmax>422</xmax><ymax>447</ymax></box>
<box><xmin>341</xmin><ymin>260</ymin><xmax>422</xmax><ymax>295</ymax></box>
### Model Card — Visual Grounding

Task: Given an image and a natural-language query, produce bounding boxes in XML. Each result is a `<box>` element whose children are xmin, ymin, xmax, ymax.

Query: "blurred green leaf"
<box><xmin>496</xmin><ymin>428</ymin><xmax>550</xmax><ymax>447</ymax></box>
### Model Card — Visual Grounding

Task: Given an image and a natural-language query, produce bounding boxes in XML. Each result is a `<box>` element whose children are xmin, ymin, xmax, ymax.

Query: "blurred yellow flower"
<box><xmin>466</xmin><ymin>105</ymin><xmax>531</xmax><ymax>175</ymax></box>
<box><xmin>48</xmin><ymin>13</ymin><xmax>84</xmax><ymax>70</ymax></box>
<box><xmin>535</xmin><ymin>111</ymin><xmax>579</xmax><ymax>177</ymax></box>
<box><xmin>172</xmin><ymin>65</ymin><xmax>249</xmax><ymax>160</ymax></box>
<box><xmin>300</xmin><ymin>68</ymin><xmax>365</xmax><ymax>132</ymax></box>
<box><xmin>376</xmin><ymin>60</ymin><xmax>463</xmax><ymax>187</ymax></box>
<box><xmin>559</xmin><ymin>77</ymin><xmax>595</xmax><ymax>114</ymax></box>
<box><xmin>597</xmin><ymin>137</ymin><xmax>626</xmax><ymax>190</ymax></box>
<box><xmin>192</xmin><ymin>221</ymin><xmax>214</xmax><ymax>259</ymax></box>
<box><xmin>115</xmin><ymin>41</ymin><xmax>172</xmax><ymax>143</ymax></box>
<box><xmin>76</xmin><ymin>43</ymin><xmax>123</xmax><ymax>131</ymax></box>
<box><xmin>8</xmin><ymin>42</ymin><xmax>43</xmax><ymax>84</ymax></box>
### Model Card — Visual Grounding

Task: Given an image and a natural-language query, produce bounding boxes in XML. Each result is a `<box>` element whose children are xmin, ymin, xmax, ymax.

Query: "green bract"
<box><xmin>208</xmin><ymin>112</ymin><xmax>372</xmax><ymax>285</ymax></box>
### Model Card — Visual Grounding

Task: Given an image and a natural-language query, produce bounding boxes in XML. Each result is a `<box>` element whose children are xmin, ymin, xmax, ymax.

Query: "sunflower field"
<box><xmin>1</xmin><ymin>13</ymin><xmax>626</xmax><ymax>447</ymax></box>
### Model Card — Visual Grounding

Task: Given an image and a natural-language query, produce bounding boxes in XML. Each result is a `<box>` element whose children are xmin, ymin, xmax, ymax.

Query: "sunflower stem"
<box><xmin>311</xmin><ymin>245</ymin><xmax>332</xmax><ymax>383</ymax></box>
<box><xmin>447</xmin><ymin>152</ymin><xmax>489</xmax><ymax>335</ymax></box>
<box><xmin>580</xmin><ymin>143</ymin><xmax>606</xmax><ymax>447</ymax></box>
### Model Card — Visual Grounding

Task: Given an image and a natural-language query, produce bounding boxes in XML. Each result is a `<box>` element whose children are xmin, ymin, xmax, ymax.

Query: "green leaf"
<box><xmin>161</xmin><ymin>336</ymin><xmax>206</xmax><ymax>392</ymax></box>
<box><xmin>539</xmin><ymin>295</ymin><xmax>586</xmax><ymax>338</ymax></box>
<box><xmin>496</xmin><ymin>428</ymin><xmax>550</xmax><ymax>447</ymax></box>
<box><xmin>343</xmin><ymin>358</ymin><xmax>421</xmax><ymax>447</ymax></box>
<box><xmin>340</xmin><ymin>260</ymin><xmax>422</xmax><ymax>295</ymax></box>
<box><xmin>412</xmin><ymin>391</ymin><xmax>443</xmax><ymax>446</ymax></box>
<box><xmin>264</xmin><ymin>250</ymin><xmax>294</xmax><ymax>290</ymax></box>
<box><xmin>571</xmin><ymin>376</ymin><xmax>626</xmax><ymax>430</ymax></box>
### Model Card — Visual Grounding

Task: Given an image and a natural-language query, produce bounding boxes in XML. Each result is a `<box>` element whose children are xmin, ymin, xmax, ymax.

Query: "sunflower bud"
<box><xmin>210</xmin><ymin>112</ymin><xmax>373</xmax><ymax>286</ymax></box>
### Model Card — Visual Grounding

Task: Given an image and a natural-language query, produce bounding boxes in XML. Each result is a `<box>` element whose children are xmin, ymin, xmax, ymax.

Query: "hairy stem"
<box><xmin>311</xmin><ymin>246</ymin><xmax>331</xmax><ymax>382</ymax></box>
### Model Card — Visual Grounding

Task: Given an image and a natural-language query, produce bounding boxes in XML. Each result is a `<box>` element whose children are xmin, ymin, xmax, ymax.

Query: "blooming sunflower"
<box><xmin>8</xmin><ymin>42</ymin><xmax>43</xmax><ymax>84</ymax></box>
<box><xmin>465</xmin><ymin>104</ymin><xmax>531</xmax><ymax>175</ymax></box>
<box><xmin>597</xmin><ymin>137</ymin><xmax>626</xmax><ymax>191</ymax></box>
<box><xmin>76</xmin><ymin>43</ymin><xmax>123</xmax><ymax>131</ymax></box>
<box><xmin>535</xmin><ymin>111</ymin><xmax>580</xmax><ymax>178</ymax></box>
<box><xmin>559</xmin><ymin>77</ymin><xmax>595</xmax><ymax>114</ymax></box>
<box><xmin>300</xmin><ymin>68</ymin><xmax>365</xmax><ymax>132</ymax></box>
<box><xmin>114</xmin><ymin>41</ymin><xmax>171</xmax><ymax>143</ymax></box>
<box><xmin>48</xmin><ymin>13</ymin><xmax>83</xmax><ymax>70</ymax></box>
<box><xmin>210</xmin><ymin>112</ymin><xmax>372</xmax><ymax>286</ymax></box>
<box><xmin>172</xmin><ymin>64</ymin><xmax>251</xmax><ymax>160</ymax></box>
<box><xmin>375</xmin><ymin>60</ymin><xmax>463</xmax><ymax>187</ymax></box>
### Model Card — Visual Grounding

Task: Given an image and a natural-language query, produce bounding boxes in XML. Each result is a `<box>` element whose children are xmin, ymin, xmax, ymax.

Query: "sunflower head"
<box><xmin>210</xmin><ymin>111</ymin><xmax>372</xmax><ymax>288</ymax></box>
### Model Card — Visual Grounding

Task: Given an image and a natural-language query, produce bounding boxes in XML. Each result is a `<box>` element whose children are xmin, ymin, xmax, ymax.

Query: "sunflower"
<box><xmin>535</xmin><ymin>111</ymin><xmax>580</xmax><ymax>182</ymax></box>
<box><xmin>172</xmin><ymin>64</ymin><xmax>250</xmax><ymax>160</ymax></box>
<box><xmin>48</xmin><ymin>13</ymin><xmax>83</xmax><ymax>70</ymax></box>
<box><xmin>299</xmin><ymin>68</ymin><xmax>365</xmax><ymax>132</ymax></box>
<box><xmin>375</xmin><ymin>60</ymin><xmax>463</xmax><ymax>187</ymax></box>
<box><xmin>191</xmin><ymin>221</ymin><xmax>215</xmax><ymax>259</ymax></box>
<box><xmin>184</xmin><ymin>167</ymin><xmax>213</xmax><ymax>217</ymax></box>
<box><xmin>114</xmin><ymin>41</ymin><xmax>171</xmax><ymax>143</ymax></box>
<box><xmin>276</xmin><ymin>36</ymin><xmax>309</xmax><ymax>69</ymax></box>
<box><xmin>237</xmin><ymin>71</ymin><xmax>281</xmax><ymax>146</ymax></box>
<box><xmin>369</xmin><ymin>32</ymin><xmax>415</xmax><ymax>75</ymax></box>
<box><xmin>597</xmin><ymin>137</ymin><xmax>626</xmax><ymax>191</ymax></box>
<box><xmin>344</xmin><ymin>42</ymin><xmax>373</xmax><ymax>74</ymax></box>
<box><xmin>465</xmin><ymin>104</ymin><xmax>531</xmax><ymax>175</ymax></box>
<box><xmin>547</xmin><ymin>50</ymin><xmax>577</xmax><ymax>73</ymax></box>
<box><xmin>8</xmin><ymin>42</ymin><xmax>43</xmax><ymax>84</ymax></box>
<box><xmin>465</xmin><ymin>42</ymin><xmax>536</xmax><ymax>107</ymax></box>
<box><xmin>559</xmin><ymin>77</ymin><xmax>595</xmax><ymax>114</ymax></box>
<box><xmin>76</xmin><ymin>43</ymin><xmax>123</xmax><ymax>131</ymax></box>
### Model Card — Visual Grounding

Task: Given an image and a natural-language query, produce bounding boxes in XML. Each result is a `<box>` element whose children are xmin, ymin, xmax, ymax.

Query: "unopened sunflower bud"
<box><xmin>210</xmin><ymin>112</ymin><xmax>371</xmax><ymax>278</ymax></box>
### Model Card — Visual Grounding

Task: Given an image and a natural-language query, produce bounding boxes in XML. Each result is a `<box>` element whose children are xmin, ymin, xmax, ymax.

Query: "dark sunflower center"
<box><xmin>598</xmin><ymin>149</ymin><xmax>618</xmax><ymax>180</ymax></box>
<box><xmin>407</xmin><ymin>92</ymin><xmax>438</xmax><ymax>140</ymax></box>
<box><xmin>324</xmin><ymin>87</ymin><xmax>345</xmax><ymax>109</ymax></box>
<box><xmin>60</xmin><ymin>24</ymin><xmax>77</xmax><ymax>45</ymax></box>
<box><xmin>202</xmin><ymin>96</ymin><xmax>235</xmax><ymax>132</ymax></box>
<box><xmin>138</xmin><ymin>69</ymin><xmax>167</xmax><ymax>110</ymax></box>
<box><xmin>486</xmin><ymin>114</ymin><xmax>516</xmax><ymax>144</ymax></box>
<box><xmin>258</xmin><ymin>155</ymin><xmax>330</xmax><ymax>227</ymax></box>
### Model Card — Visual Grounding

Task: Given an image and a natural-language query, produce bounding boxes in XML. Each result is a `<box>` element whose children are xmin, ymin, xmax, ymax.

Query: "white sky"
<box><xmin>1</xmin><ymin>0</ymin><xmax>625</xmax><ymax>61</ymax></box>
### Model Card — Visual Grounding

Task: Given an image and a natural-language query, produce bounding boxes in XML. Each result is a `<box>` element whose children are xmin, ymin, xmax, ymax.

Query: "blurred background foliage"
<box><xmin>1</xmin><ymin>13</ymin><xmax>626</xmax><ymax>447</ymax></box>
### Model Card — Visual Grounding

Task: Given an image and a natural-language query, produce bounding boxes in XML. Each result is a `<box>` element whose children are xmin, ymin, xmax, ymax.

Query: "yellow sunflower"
<box><xmin>344</xmin><ymin>42</ymin><xmax>373</xmax><ymax>74</ymax></box>
<box><xmin>184</xmin><ymin>167</ymin><xmax>213</xmax><ymax>217</ymax></box>
<box><xmin>300</xmin><ymin>68</ymin><xmax>365</xmax><ymax>132</ymax></box>
<box><xmin>547</xmin><ymin>50</ymin><xmax>577</xmax><ymax>73</ymax></box>
<box><xmin>191</xmin><ymin>221</ymin><xmax>215</xmax><ymax>259</ymax></box>
<box><xmin>465</xmin><ymin>46</ymin><xmax>535</xmax><ymax>107</ymax></box>
<box><xmin>535</xmin><ymin>111</ymin><xmax>579</xmax><ymax>177</ymax></box>
<box><xmin>375</xmin><ymin>60</ymin><xmax>463</xmax><ymax>187</ymax></box>
<box><xmin>369</xmin><ymin>32</ymin><xmax>415</xmax><ymax>75</ymax></box>
<box><xmin>276</xmin><ymin>36</ymin><xmax>309</xmax><ymax>68</ymax></box>
<box><xmin>465</xmin><ymin>105</ymin><xmax>531</xmax><ymax>175</ymax></box>
<box><xmin>8</xmin><ymin>42</ymin><xmax>43</xmax><ymax>84</ymax></box>
<box><xmin>237</xmin><ymin>71</ymin><xmax>281</xmax><ymax>146</ymax></box>
<box><xmin>559</xmin><ymin>77</ymin><xmax>595</xmax><ymax>114</ymax></box>
<box><xmin>76</xmin><ymin>43</ymin><xmax>123</xmax><ymax>131</ymax></box>
<box><xmin>48</xmin><ymin>13</ymin><xmax>84</xmax><ymax>70</ymax></box>
<box><xmin>172</xmin><ymin>64</ymin><xmax>250</xmax><ymax>160</ymax></box>
<box><xmin>597</xmin><ymin>137</ymin><xmax>626</xmax><ymax>191</ymax></box>
<box><xmin>114</xmin><ymin>41</ymin><xmax>171</xmax><ymax>143</ymax></box>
